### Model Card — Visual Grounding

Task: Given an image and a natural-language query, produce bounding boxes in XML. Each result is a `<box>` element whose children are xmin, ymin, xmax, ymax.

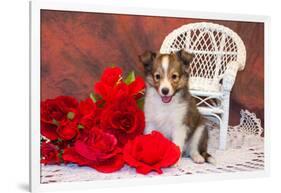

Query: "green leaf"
<box><xmin>124</xmin><ymin>71</ymin><xmax>135</xmax><ymax>85</ymax></box>
<box><xmin>137</xmin><ymin>97</ymin><xmax>145</xmax><ymax>110</ymax></box>
<box><xmin>58</xmin><ymin>150</ymin><xmax>64</xmax><ymax>162</ymax></box>
<box><xmin>78</xmin><ymin>124</ymin><xmax>84</xmax><ymax>130</ymax></box>
<box><xmin>90</xmin><ymin>92</ymin><xmax>97</xmax><ymax>103</ymax></box>
<box><xmin>67</xmin><ymin>112</ymin><xmax>75</xmax><ymax>120</ymax></box>
<box><xmin>52</xmin><ymin>119</ymin><xmax>60</xmax><ymax>126</ymax></box>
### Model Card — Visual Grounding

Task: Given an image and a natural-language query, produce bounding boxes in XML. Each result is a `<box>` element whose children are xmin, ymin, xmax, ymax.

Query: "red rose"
<box><xmin>63</xmin><ymin>128</ymin><xmax>124</xmax><ymax>173</ymax></box>
<box><xmin>41</xmin><ymin>141</ymin><xmax>61</xmax><ymax>165</ymax></box>
<box><xmin>123</xmin><ymin>131</ymin><xmax>181</xmax><ymax>174</ymax></box>
<box><xmin>95</xmin><ymin>79</ymin><xmax>145</xmax><ymax>101</ymax></box>
<box><xmin>41</xmin><ymin>96</ymin><xmax>78</xmax><ymax>123</ymax></box>
<box><xmin>100</xmin><ymin>95</ymin><xmax>145</xmax><ymax>146</ymax></box>
<box><xmin>41</xmin><ymin>96</ymin><xmax>79</xmax><ymax>140</ymax></box>
<box><xmin>94</xmin><ymin>67</ymin><xmax>122</xmax><ymax>101</ymax></box>
<box><xmin>94</xmin><ymin>67</ymin><xmax>145</xmax><ymax>102</ymax></box>
<box><xmin>78</xmin><ymin>98</ymin><xmax>101</xmax><ymax>129</ymax></box>
<box><xmin>100</xmin><ymin>66</ymin><xmax>122</xmax><ymax>87</ymax></box>
<box><xmin>41</xmin><ymin>99</ymin><xmax>65</xmax><ymax>124</ymax></box>
<box><xmin>56</xmin><ymin>121</ymin><xmax>78</xmax><ymax>141</ymax></box>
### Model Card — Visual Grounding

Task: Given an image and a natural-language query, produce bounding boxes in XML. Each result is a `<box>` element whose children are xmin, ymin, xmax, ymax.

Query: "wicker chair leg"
<box><xmin>220</xmin><ymin>92</ymin><xmax>230</xmax><ymax>150</ymax></box>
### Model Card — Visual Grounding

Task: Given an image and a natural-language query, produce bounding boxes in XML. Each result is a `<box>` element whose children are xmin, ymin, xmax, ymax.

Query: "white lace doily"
<box><xmin>41</xmin><ymin>110</ymin><xmax>264</xmax><ymax>183</ymax></box>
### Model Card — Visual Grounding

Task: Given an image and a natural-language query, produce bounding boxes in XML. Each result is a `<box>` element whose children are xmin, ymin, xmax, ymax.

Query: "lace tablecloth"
<box><xmin>41</xmin><ymin>110</ymin><xmax>264</xmax><ymax>183</ymax></box>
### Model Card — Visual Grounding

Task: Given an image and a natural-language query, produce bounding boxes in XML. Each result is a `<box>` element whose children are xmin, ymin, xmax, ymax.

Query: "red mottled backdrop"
<box><xmin>41</xmin><ymin>10</ymin><xmax>264</xmax><ymax>127</ymax></box>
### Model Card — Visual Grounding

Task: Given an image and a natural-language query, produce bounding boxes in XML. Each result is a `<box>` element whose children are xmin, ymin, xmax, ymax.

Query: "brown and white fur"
<box><xmin>139</xmin><ymin>50</ymin><xmax>215</xmax><ymax>164</ymax></box>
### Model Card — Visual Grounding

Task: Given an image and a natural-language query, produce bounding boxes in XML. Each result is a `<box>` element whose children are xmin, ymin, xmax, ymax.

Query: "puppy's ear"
<box><xmin>176</xmin><ymin>49</ymin><xmax>194</xmax><ymax>67</ymax></box>
<box><xmin>139</xmin><ymin>51</ymin><xmax>156</xmax><ymax>74</ymax></box>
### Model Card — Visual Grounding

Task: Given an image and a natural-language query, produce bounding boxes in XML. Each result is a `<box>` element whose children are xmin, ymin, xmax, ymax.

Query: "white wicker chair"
<box><xmin>160</xmin><ymin>22</ymin><xmax>246</xmax><ymax>150</ymax></box>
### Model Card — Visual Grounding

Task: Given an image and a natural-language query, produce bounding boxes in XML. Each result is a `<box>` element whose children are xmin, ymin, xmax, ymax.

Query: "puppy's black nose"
<box><xmin>161</xmin><ymin>88</ymin><xmax>169</xmax><ymax>95</ymax></box>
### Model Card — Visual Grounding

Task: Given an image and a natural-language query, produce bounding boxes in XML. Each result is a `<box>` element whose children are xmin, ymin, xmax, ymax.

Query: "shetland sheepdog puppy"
<box><xmin>139</xmin><ymin>50</ymin><xmax>215</xmax><ymax>164</ymax></box>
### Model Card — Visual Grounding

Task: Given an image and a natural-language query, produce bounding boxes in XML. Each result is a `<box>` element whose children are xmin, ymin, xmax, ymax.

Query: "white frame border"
<box><xmin>30</xmin><ymin>0</ymin><xmax>271</xmax><ymax>192</ymax></box>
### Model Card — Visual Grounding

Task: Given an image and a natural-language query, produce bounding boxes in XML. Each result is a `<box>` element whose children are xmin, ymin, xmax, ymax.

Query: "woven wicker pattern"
<box><xmin>160</xmin><ymin>22</ymin><xmax>246</xmax><ymax>92</ymax></box>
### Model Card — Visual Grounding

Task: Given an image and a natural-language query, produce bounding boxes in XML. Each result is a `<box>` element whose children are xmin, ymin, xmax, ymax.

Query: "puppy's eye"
<box><xmin>172</xmin><ymin>74</ymin><xmax>179</xmax><ymax>80</ymax></box>
<box><xmin>154</xmin><ymin>74</ymin><xmax>161</xmax><ymax>81</ymax></box>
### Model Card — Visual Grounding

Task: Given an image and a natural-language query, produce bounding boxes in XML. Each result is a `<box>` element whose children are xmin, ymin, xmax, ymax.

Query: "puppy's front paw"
<box><xmin>191</xmin><ymin>154</ymin><xmax>205</xmax><ymax>164</ymax></box>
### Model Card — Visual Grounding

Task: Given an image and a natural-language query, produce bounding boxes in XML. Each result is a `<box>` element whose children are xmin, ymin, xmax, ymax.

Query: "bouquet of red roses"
<box><xmin>41</xmin><ymin>66</ymin><xmax>180</xmax><ymax>174</ymax></box>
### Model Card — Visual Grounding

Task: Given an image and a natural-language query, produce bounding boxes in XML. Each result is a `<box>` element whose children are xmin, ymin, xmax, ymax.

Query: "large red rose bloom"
<box><xmin>100</xmin><ymin>95</ymin><xmax>145</xmax><ymax>146</ymax></box>
<box><xmin>123</xmin><ymin>131</ymin><xmax>181</xmax><ymax>174</ymax></box>
<box><xmin>41</xmin><ymin>96</ymin><xmax>79</xmax><ymax>140</ymax></box>
<box><xmin>62</xmin><ymin>128</ymin><xmax>124</xmax><ymax>173</ymax></box>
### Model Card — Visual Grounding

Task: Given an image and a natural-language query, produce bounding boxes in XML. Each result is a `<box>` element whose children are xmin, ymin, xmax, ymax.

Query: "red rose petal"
<box><xmin>128</xmin><ymin>76</ymin><xmax>145</xmax><ymax>96</ymax></box>
<box><xmin>41</xmin><ymin>141</ymin><xmax>61</xmax><ymax>165</ymax></box>
<box><xmin>74</xmin><ymin>133</ymin><xmax>117</xmax><ymax>162</ymax></box>
<box><xmin>41</xmin><ymin>122</ymin><xmax>59</xmax><ymax>141</ymax></box>
<box><xmin>101</xmin><ymin>67</ymin><xmax>122</xmax><ymax>87</ymax></box>
<box><xmin>79</xmin><ymin>98</ymin><xmax>96</xmax><ymax>116</ymax></box>
<box><xmin>63</xmin><ymin>147</ymin><xmax>90</xmax><ymax>166</ymax></box>
<box><xmin>56</xmin><ymin>121</ymin><xmax>78</xmax><ymax>140</ymax></box>
<box><xmin>57</xmin><ymin>96</ymin><xmax>79</xmax><ymax>111</ymax></box>
<box><xmin>94</xmin><ymin>82</ymin><xmax>112</xmax><ymax>100</ymax></box>
<box><xmin>90</xmin><ymin>153</ymin><xmax>124</xmax><ymax>173</ymax></box>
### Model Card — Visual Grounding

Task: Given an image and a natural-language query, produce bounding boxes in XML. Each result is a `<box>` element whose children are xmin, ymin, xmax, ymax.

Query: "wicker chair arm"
<box><xmin>222</xmin><ymin>61</ymin><xmax>241</xmax><ymax>91</ymax></box>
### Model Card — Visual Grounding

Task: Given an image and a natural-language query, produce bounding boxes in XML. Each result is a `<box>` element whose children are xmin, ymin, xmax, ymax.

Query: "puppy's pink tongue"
<box><xmin>161</xmin><ymin>96</ymin><xmax>172</xmax><ymax>103</ymax></box>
